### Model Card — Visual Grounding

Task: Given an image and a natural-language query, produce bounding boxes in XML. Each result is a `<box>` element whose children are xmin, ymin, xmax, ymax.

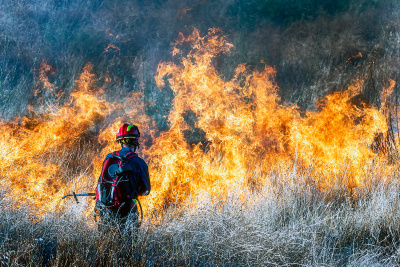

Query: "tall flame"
<box><xmin>148</xmin><ymin>28</ymin><xmax>389</xmax><ymax>209</ymax></box>
<box><xmin>0</xmin><ymin>63</ymin><xmax>111</xmax><ymax>212</ymax></box>
<box><xmin>0</xmin><ymin>28</ymin><xmax>392</xmax><ymax>216</ymax></box>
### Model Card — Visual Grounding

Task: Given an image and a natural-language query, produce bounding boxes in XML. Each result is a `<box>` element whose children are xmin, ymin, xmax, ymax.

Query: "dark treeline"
<box><xmin>0</xmin><ymin>0</ymin><xmax>399</xmax><ymax>128</ymax></box>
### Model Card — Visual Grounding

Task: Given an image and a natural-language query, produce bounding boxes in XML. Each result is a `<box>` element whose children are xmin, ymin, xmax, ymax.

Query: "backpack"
<box><xmin>95</xmin><ymin>151</ymin><xmax>138</xmax><ymax>213</ymax></box>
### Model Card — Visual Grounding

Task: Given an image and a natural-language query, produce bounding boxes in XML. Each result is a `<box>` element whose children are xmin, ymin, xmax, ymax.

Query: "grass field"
<box><xmin>1</xmin><ymin>161</ymin><xmax>400</xmax><ymax>266</ymax></box>
<box><xmin>1</xmin><ymin>6</ymin><xmax>399</xmax><ymax>265</ymax></box>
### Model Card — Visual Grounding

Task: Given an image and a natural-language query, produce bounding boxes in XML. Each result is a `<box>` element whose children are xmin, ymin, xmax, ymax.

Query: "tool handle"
<box><xmin>62</xmin><ymin>192</ymin><xmax>96</xmax><ymax>199</ymax></box>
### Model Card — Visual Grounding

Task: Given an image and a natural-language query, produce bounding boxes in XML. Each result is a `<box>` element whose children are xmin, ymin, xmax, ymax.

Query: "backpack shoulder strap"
<box><xmin>125</xmin><ymin>151</ymin><xmax>138</xmax><ymax>160</ymax></box>
<box><xmin>99</xmin><ymin>153</ymin><xmax>119</xmax><ymax>183</ymax></box>
<box><xmin>107</xmin><ymin>151</ymin><xmax>137</xmax><ymax>167</ymax></box>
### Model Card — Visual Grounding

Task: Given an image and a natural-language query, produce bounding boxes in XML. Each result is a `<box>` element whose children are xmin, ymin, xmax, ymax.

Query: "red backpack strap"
<box><xmin>125</xmin><ymin>151</ymin><xmax>138</xmax><ymax>160</ymax></box>
<box><xmin>98</xmin><ymin>151</ymin><xmax>121</xmax><ymax>183</ymax></box>
<box><xmin>99</xmin><ymin>158</ymin><xmax>112</xmax><ymax>183</ymax></box>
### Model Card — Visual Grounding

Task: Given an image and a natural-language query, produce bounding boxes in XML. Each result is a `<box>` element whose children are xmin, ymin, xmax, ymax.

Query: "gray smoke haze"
<box><xmin>0</xmin><ymin>0</ymin><xmax>399</xmax><ymax>129</ymax></box>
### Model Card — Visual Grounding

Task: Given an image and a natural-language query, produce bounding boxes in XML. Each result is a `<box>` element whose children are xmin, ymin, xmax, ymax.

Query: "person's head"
<box><xmin>116</xmin><ymin>124</ymin><xmax>140</xmax><ymax>152</ymax></box>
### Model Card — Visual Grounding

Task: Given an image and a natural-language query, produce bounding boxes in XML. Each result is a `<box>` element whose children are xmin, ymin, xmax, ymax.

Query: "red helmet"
<box><xmin>116</xmin><ymin>124</ymin><xmax>140</xmax><ymax>144</ymax></box>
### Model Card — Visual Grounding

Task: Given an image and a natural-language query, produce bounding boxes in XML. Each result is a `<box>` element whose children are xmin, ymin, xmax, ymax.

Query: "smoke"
<box><xmin>0</xmin><ymin>0</ymin><xmax>399</xmax><ymax>124</ymax></box>
<box><xmin>0</xmin><ymin>0</ymin><xmax>399</xmax><ymax>215</ymax></box>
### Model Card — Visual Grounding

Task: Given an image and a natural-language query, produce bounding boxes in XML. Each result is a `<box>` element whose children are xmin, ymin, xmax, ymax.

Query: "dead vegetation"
<box><xmin>1</xmin><ymin>162</ymin><xmax>400</xmax><ymax>266</ymax></box>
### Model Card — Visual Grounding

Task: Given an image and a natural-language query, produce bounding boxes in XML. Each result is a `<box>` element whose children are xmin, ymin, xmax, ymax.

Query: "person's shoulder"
<box><xmin>130</xmin><ymin>155</ymin><xmax>148</xmax><ymax>165</ymax></box>
<box><xmin>104</xmin><ymin>151</ymin><xmax>117</xmax><ymax>160</ymax></box>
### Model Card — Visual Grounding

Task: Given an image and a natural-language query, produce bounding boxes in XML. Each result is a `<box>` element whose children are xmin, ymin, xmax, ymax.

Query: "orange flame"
<box><xmin>35</xmin><ymin>61</ymin><xmax>55</xmax><ymax>96</ymax></box>
<box><xmin>0</xmin><ymin>63</ymin><xmax>111</xmax><ymax>213</ymax></box>
<box><xmin>0</xmin><ymin>29</ymin><xmax>393</xmax><ymax>217</ymax></box>
<box><xmin>148</xmin><ymin>28</ymin><xmax>389</xmax><ymax>209</ymax></box>
<box><xmin>104</xmin><ymin>44</ymin><xmax>121</xmax><ymax>55</ymax></box>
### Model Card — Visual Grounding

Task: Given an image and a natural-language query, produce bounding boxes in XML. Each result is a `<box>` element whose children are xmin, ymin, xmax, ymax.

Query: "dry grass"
<box><xmin>1</xmin><ymin>1</ymin><xmax>400</xmax><ymax>266</ymax></box>
<box><xmin>1</xmin><ymin>162</ymin><xmax>400</xmax><ymax>266</ymax></box>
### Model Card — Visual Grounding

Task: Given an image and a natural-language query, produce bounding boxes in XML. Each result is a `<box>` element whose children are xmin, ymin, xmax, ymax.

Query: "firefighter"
<box><xmin>94</xmin><ymin>124</ymin><xmax>151</xmax><ymax>229</ymax></box>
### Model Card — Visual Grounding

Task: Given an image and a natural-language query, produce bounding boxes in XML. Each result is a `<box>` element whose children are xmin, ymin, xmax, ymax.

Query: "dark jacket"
<box><xmin>96</xmin><ymin>147</ymin><xmax>151</xmax><ymax>212</ymax></box>
<box><xmin>103</xmin><ymin>147</ymin><xmax>151</xmax><ymax>198</ymax></box>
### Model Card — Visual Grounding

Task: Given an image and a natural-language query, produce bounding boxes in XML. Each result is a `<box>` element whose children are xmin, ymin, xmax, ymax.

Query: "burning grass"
<box><xmin>1</xmin><ymin>163</ymin><xmax>400</xmax><ymax>266</ymax></box>
<box><xmin>0</xmin><ymin>28</ymin><xmax>396</xmax><ymax>215</ymax></box>
<box><xmin>0</xmin><ymin>28</ymin><xmax>399</xmax><ymax>266</ymax></box>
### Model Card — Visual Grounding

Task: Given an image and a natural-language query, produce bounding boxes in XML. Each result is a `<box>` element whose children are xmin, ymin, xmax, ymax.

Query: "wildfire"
<box><xmin>35</xmin><ymin>61</ymin><xmax>55</xmax><ymax>96</ymax></box>
<box><xmin>149</xmin><ymin>28</ymin><xmax>389</xmax><ymax>209</ymax></box>
<box><xmin>0</xmin><ymin>28</ymin><xmax>393</xmax><ymax>217</ymax></box>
